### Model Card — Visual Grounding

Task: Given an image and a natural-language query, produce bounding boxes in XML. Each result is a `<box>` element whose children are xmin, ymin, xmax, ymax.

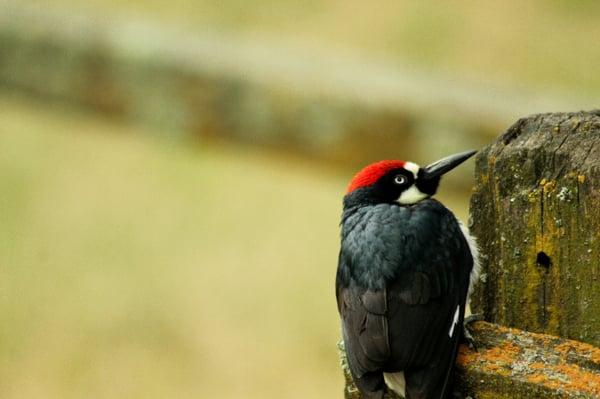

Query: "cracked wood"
<box><xmin>470</xmin><ymin>110</ymin><xmax>600</xmax><ymax>347</ymax></box>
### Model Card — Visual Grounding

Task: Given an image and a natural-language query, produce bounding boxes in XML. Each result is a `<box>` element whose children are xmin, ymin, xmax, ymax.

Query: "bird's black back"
<box><xmin>336</xmin><ymin>199</ymin><xmax>473</xmax><ymax>399</ymax></box>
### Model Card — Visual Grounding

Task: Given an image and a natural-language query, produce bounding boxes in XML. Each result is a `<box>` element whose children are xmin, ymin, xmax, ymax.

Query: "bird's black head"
<box><xmin>343</xmin><ymin>150</ymin><xmax>476</xmax><ymax>209</ymax></box>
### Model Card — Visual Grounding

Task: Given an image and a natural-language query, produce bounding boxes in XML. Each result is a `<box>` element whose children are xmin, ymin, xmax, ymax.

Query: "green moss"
<box><xmin>470</xmin><ymin>110</ymin><xmax>600</xmax><ymax>347</ymax></box>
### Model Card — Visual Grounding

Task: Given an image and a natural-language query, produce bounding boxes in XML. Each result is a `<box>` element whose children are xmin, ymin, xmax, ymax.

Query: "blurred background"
<box><xmin>0</xmin><ymin>1</ymin><xmax>599</xmax><ymax>398</ymax></box>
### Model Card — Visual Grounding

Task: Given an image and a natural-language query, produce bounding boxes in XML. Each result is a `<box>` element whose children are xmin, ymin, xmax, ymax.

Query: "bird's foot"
<box><xmin>462</xmin><ymin>313</ymin><xmax>484</xmax><ymax>351</ymax></box>
<box><xmin>464</xmin><ymin>313</ymin><xmax>484</xmax><ymax>325</ymax></box>
<box><xmin>450</xmin><ymin>389</ymin><xmax>470</xmax><ymax>399</ymax></box>
<box><xmin>451</xmin><ymin>391</ymin><xmax>474</xmax><ymax>399</ymax></box>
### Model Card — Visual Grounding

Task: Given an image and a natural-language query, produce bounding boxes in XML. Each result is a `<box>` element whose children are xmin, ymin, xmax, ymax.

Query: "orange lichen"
<box><xmin>552</xmin><ymin>363</ymin><xmax>600</xmax><ymax>395</ymax></box>
<box><xmin>457</xmin><ymin>340</ymin><xmax>521</xmax><ymax>375</ymax></box>
<box><xmin>483</xmin><ymin>342</ymin><xmax>521</xmax><ymax>364</ymax></box>
<box><xmin>527</xmin><ymin>374</ymin><xmax>563</xmax><ymax>391</ymax></box>
<box><xmin>484</xmin><ymin>362</ymin><xmax>501</xmax><ymax>372</ymax></box>
<box><xmin>529</xmin><ymin>362</ymin><xmax>545</xmax><ymax>371</ymax></box>
<box><xmin>522</xmin><ymin>352</ymin><xmax>600</xmax><ymax>395</ymax></box>
<box><xmin>527</xmin><ymin>374</ymin><xmax>547</xmax><ymax>384</ymax></box>
<box><xmin>454</xmin><ymin>323</ymin><xmax>600</xmax><ymax>396</ymax></box>
<box><xmin>456</xmin><ymin>344</ymin><xmax>478</xmax><ymax>366</ymax></box>
<box><xmin>555</xmin><ymin>340</ymin><xmax>600</xmax><ymax>363</ymax></box>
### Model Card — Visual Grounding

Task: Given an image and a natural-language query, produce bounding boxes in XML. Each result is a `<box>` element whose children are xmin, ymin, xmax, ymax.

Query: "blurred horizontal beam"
<box><xmin>1</xmin><ymin>3</ymin><xmax>594</xmax><ymax>122</ymax></box>
<box><xmin>0</xmin><ymin>2</ymin><xmax>596</xmax><ymax>173</ymax></box>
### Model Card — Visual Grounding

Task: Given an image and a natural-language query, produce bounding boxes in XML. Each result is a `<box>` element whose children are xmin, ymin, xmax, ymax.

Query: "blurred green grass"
<box><xmin>20</xmin><ymin>0</ymin><xmax>600</xmax><ymax>96</ymax></box>
<box><xmin>0</xmin><ymin>95</ymin><xmax>470</xmax><ymax>398</ymax></box>
<box><xmin>0</xmin><ymin>96</ymin><xmax>348</xmax><ymax>398</ymax></box>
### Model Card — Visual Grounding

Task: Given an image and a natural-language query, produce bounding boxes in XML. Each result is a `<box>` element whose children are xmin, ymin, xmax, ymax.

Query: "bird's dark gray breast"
<box><xmin>339</xmin><ymin>199</ymin><xmax>463</xmax><ymax>291</ymax></box>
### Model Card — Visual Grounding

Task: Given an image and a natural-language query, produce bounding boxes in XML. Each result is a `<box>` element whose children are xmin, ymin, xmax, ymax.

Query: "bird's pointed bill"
<box><xmin>422</xmin><ymin>150</ymin><xmax>477</xmax><ymax>179</ymax></box>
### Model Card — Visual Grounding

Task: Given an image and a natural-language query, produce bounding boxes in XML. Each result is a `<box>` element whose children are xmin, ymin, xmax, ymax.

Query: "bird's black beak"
<box><xmin>422</xmin><ymin>150</ymin><xmax>477</xmax><ymax>180</ymax></box>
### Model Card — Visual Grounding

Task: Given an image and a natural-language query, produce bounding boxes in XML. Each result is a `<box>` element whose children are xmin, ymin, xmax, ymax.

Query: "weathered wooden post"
<box><xmin>340</xmin><ymin>111</ymin><xmax>600</xmax><ymax>398</ymax></box>
<box><xmin>470</xmin><ymin>110</ymin><xmax>600</xmax><ymax>346</ymax></box>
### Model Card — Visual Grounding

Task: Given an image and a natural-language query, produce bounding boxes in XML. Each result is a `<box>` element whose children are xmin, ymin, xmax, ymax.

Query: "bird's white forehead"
<box><xmin>403</xmin><ymin>162</ymin><xmax>420</xmax><ymax>178</ymax></box>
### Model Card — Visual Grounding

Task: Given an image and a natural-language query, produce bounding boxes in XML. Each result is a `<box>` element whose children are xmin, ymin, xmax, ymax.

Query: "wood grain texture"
<box><xmin>470</xmin><ymin>111</ymin><xmax>600</xmax><ymax>346</ymax></box>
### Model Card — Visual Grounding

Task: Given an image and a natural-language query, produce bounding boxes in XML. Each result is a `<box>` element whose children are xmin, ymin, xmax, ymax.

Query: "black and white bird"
<box><xmin>336</xmin><ymin>151</ymin><xmax>480</xmax><ymax>399</ymax></box>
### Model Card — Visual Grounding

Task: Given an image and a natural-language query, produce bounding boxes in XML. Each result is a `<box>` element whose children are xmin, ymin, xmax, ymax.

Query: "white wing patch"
<box><xmin>384</xmin><ymin>372</ymin><xmax>406</xmax><ymax>398</ymax></box>
<box><xmin>458</xmin><ymin>220</ymin><xmax>481</xmax><ymax>299</ymax></box>
<box><xmin>448</xmin><ymin>305</ymin><xmax>460</xmax><ymax>337</ymax></box>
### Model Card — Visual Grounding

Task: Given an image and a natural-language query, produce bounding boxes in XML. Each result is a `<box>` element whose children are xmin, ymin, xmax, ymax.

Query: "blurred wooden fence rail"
<box><xmin>0</xmin><ymin>2</ymin><xmax>593</xmax><ymax>187</ymax></box>
<box><xmin>340</xmin><ymin>111</ymin><xmax>600</xmax><ymax>398</ymax></box>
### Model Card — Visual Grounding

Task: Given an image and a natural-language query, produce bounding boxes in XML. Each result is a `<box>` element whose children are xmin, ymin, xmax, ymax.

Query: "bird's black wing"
<box><xmin>336</xmin><ymin>200</ymin><xmax>473</xmax><ymax>399</ymax></box>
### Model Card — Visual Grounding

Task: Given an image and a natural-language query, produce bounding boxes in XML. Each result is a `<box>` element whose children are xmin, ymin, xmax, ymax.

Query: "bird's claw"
<box><xmin>462</xmin><ymin>313</ymin><xmax>484</xmax><ymax>351</ymax></box>
<box><xmin>464</xmin><ymin>313</ymin><xmax>484</xmax><ymax>325</ymax></box>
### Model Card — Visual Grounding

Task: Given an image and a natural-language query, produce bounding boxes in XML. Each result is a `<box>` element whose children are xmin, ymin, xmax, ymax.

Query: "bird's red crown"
<box><xmin>346</xmin><ymin>160</ymin><xmax>406</xmax><ymax>194</ymax></box>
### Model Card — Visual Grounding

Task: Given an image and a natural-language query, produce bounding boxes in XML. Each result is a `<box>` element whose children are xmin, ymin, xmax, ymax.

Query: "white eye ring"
<box><xmin>394</xmin><ymin>175</ymin><xmax>407</xmax><ymax>185</ymax></box>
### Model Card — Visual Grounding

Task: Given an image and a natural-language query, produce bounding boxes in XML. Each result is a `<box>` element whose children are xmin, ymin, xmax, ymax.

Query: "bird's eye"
<box><xmin>394</xmin><ymin>175</ymin><xmax>407</xmax><ymax>185</ymax></box>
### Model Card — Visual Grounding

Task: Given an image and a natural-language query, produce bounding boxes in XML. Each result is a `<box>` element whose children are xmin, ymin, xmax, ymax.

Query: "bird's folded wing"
<box><xmin>339</xmin><ymin>285</ymin><xmax>390</xmax><ymax>378</ymax></box>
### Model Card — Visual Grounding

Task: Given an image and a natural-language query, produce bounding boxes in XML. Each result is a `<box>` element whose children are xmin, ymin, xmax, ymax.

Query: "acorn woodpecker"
<box><xmin>336</xmin><ymin>151</ymin><xmax>480</xmax><ymax>399</ymax></box>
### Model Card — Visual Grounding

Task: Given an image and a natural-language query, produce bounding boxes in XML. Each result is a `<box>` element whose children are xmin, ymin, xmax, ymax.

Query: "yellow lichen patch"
<box><xmin>543</xmin><ymin>180</ymin><xmax>556</xmax><ymax>193</ymax></box>
<box><xmin>480</xmin><ymin>173</ymin><xmax>489</xmax><ymax>184</ymax></box>
<box><xmin>544</xmin><ymin>305</ymin><xmax>560</xmax><ymax>334</ymax></box>
<box><xmin>540</xmin><ymin>178</ymin><xmax>547</xmax><ymax>186</ymax></box>
<box><xmin>519</xmin><ymin>203</ymin><xmax>549</xmax><ymax>330</ymax></box>
<box><xmin>578</xmin><ymin>174</ymin><xmax>586</xmax><ymax>184</ymax></box>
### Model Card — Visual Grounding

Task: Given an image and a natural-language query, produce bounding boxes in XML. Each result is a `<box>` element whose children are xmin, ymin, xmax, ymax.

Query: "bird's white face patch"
<box><xmin>403</xmin><ymin>162</ymin><xmax>420</xmax><ymax>178</ymax></box>
<box><xmin>396</xmin><ymin>162</ymin><xmax>428</xmax><ymax>204</ymax></box>
<box><xmin>458</xmin><ymin>220</ymin><xmax>481</xmax><ymax>300</ymax></box>
<box><xmin>397</xmin><ymin>185</ymin><xmax>429</xmax><ymax>204</ymax></box>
